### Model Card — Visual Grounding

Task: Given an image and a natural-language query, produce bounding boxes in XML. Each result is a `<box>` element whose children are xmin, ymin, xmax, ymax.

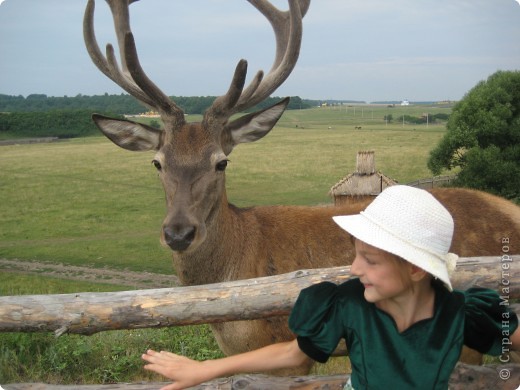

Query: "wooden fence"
<box><xmin>407</xmin><ymin>174</ymin><xmax>458</xmax><ymax>189</ymax></box>
<box><xmin>1</xmin><ymin>255</ymin><xmax>520</xmax><ymax>390</ymax></box>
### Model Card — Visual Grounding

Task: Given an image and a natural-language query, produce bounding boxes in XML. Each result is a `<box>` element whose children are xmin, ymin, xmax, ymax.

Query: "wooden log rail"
<box><xmin>0</xmin><ymin>256</ymin><xmax>518</xmax><ymax>336</ymax></box>
<box><xmin>3</xmin><ymin>363</ymin><xmax>520</xmax><ymax>390</ymax></box>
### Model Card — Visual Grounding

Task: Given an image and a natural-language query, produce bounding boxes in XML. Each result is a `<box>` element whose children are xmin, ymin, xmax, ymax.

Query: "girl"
<box><xmin>142</xmin><ymin>185</ymin><xmax>520</xmax><ymax>390</ymax></box>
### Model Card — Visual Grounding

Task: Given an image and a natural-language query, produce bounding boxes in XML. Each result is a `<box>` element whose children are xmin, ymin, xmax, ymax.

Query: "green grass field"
<box><xmin>0</xmin><ymin>104</ymin><xmax>453</xmax><ymax>384</ymax></box>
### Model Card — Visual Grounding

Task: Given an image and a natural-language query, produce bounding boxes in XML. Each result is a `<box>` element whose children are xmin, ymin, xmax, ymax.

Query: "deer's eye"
<box><xmin>152</xmin><ymin>159</ymin><xmax>162</xmax><ymax>170</ymax></box>
<box><xmin>216</xmin><ymin>160</ymin><xmax>228</xmax><ymax>172</ymax></box>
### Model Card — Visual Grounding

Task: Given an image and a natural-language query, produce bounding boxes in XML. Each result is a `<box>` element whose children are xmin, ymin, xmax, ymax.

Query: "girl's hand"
<box><xmin>142</xmin><ymin>340</ymin><xmax>306</xmax><ymax>389</ymax></box>
<box><xmin>142</xmin><ymin>349</ymin><xmax>210</xmax><ymax>390</ymax></box>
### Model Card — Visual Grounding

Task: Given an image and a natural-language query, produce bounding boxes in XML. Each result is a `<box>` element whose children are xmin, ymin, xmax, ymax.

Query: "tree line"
<box><xmin>0</xmin><ymin>94</ymin><xmax>314</xmax><ymax>115</ymax></box>
<box><xmin>0</xmin><ymin>94</ymin><xmax>318</xmax><ymax>139</ymax></box>
<box><xmin>0</xmin><ymin>110</ymin><xmax>119</xmax><ymax>139</ymax></box>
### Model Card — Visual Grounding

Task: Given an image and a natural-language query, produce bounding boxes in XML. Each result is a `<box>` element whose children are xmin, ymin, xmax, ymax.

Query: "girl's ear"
<box><xmin>409</xmin><ymin>265</ymin><xmax>429</xmax><ymax>282</ymax></box>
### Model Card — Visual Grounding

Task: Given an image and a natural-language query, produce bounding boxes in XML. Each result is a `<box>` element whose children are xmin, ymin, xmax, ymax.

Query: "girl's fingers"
<box><xmin>143</xmin><ymin>350</ymin><xmax>175</xmax><ymax>363</ymax></box>
<box><xmin>160</xmin><ymin>350</ymin><xmax>178</xmax><ymax>358</ymax></box>
<box><xmin>142</xmin><ymin>349</ymin><xmax>200</xmax><ymax>389</ymax></box>
<box><xmin>141</xmin><ymin>352</ymin><xmax>157</xmax><ymax>364</ymax></box>
<box><xmin>143</xmin><ymin>349</ymin><xmax>180</xmax><ymax>360</ymax></box>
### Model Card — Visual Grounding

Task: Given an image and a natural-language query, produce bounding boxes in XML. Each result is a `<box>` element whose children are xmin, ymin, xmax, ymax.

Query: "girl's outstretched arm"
<box><xmin>142</xmin><ymin>339</ymin><xmax>309</xmax><ymax>390</ymax></box>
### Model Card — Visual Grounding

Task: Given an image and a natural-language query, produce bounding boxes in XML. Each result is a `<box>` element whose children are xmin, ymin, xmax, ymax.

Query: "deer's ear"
<box><xmin>92</xmin><ymin>114</ymin><xmax>162</xmax><ymax>151</ymax></box>
<box><xmin>225</xmin><ymin>97</ymin><xmax>289</xmax><ymax>146</ymax></box>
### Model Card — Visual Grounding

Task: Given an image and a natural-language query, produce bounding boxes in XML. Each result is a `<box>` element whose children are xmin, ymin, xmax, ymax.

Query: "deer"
<box><xmin>84</xmin><ymin>0</ymin><xmax>520</xmax><ymax>374</ymax></box>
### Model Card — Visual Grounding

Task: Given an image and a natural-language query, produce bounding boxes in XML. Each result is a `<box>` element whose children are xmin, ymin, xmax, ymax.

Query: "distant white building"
<box><xmin>401</xmin><ymin>100</ymin><xmax>410</xmax><ymax>106</ymax></box>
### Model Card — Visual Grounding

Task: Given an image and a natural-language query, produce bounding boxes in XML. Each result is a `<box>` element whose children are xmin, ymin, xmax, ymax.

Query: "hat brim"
<box><xmin>333</xmin><ymin>213</ymin><xmax>454</xmax><ymax>291</ymax></box>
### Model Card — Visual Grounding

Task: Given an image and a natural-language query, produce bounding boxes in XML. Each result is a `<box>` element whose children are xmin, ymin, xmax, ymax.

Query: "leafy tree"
<box><xmin>428</xmin><ymin>70</ymin><xmax>520</xmax><ymax>202</ymax></box>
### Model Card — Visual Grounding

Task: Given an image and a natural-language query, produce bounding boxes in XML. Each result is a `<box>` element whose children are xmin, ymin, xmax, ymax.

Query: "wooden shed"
<box><xmin>329</xmin><ymin>151</ymin><xmax>397</xmax><ymax>206</ymax></box>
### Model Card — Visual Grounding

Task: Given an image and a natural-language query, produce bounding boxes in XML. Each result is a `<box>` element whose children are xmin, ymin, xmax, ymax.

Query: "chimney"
<box><xmin>356</xmin><ymin>151</ymin><xmax>375</xmax><ymax>175</ymax></box>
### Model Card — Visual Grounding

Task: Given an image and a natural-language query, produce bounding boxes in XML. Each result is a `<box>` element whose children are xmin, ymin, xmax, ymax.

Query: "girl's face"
<box><xmin>350</xmin><ymin>239</ymin><xmax>411</xmax><ymax>304</ymax></box>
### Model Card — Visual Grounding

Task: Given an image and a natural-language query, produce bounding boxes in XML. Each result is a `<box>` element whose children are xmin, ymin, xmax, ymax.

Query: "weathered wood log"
<box><xmin>0</xmin><ymin>256</ymin><xmax>517</xmax><ymax>335</ymax></box>
<box><xmin>3</xmin><ymin>363</ymin><xmax>520</xmax><ymax>389</ymax></box>
<box><xmin>449</xmin><ymin>363</ymin><xmax>520</xmax><ymax>390</ymax></box>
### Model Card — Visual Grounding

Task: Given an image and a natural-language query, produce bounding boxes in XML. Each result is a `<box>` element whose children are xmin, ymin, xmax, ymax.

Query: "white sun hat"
<box><xmin>333</xmin><ymin>185</ymin><xmax>458</xmax><ymax>291</ymax></box>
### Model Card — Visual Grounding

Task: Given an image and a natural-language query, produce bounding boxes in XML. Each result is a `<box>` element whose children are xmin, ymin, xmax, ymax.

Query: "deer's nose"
<box><xmin>163</xmin><ymin>225</ymin><xmax>196</xmax><ymax>252</ymax></box>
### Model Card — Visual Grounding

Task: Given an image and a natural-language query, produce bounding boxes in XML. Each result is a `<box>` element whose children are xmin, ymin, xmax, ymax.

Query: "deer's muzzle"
<box><xmin>163</xmin><ymin>225</ymin><xmax>196</xmax><ymax>252</ymax></box>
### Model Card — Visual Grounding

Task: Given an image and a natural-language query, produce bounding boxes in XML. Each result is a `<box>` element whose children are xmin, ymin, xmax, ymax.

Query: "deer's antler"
<box><xmin>84</xmin><ymin>0</ymin><xmax>309</xmax><ymax>130</ymax></box>
<box><xmin>83</xmin><ymin>0</ymin><xmax>185</xmax><ymax>126</ymax></box>
<box><xmin>208</xmin><ymin>0</ymin><xmax>310</xmax><ymax>120</ymax></box>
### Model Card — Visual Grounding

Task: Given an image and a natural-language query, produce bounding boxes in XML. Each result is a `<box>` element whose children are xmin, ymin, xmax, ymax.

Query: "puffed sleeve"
<box><xmin>463</xmin><ymin>287</ymin><xmax>518</xmax><ymax>356</ymax></box>
<box><xmin>289</xmin><ymin>282</ymin><xmax>344</xmax><ymax>363</ymax></box>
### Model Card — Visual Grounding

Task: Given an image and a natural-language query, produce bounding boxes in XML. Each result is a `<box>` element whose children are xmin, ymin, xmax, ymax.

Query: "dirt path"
<box><xmin>0</xmin><ymin>258</ymin><xmax>180</xmax><ymax>290</ymax></box>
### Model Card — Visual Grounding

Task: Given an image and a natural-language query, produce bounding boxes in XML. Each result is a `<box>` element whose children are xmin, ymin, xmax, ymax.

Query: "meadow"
<box><xmin>0</xmin><ymin>104</ymin><xmax>453</xmax><ymax>384</ymax></box>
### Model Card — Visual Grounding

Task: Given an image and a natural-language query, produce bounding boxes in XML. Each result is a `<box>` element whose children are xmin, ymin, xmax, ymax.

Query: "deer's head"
<box><xmin>83</xmin><ymin>0</ymin><xmax>309</xmax><ymax>253</ymax></box>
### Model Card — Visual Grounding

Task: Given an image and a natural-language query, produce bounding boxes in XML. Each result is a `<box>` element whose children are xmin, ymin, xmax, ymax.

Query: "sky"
<box><xmin>0</xmin><ymin>0</ymin><xmax>519</xmax><ymax>103</ymax></box>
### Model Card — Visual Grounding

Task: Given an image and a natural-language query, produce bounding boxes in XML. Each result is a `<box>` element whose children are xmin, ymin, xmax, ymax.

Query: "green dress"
<box><xmin>288</xmin><ymin>279</ymin><xmax>518</xmax><ymax>390</ymax></box>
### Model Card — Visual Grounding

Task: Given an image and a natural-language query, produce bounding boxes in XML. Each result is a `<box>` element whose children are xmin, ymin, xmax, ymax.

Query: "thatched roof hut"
<box><xmin>329</xmin><ymin>151</ymin><xmax>397</xmax><ymax>205</ymax></box>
